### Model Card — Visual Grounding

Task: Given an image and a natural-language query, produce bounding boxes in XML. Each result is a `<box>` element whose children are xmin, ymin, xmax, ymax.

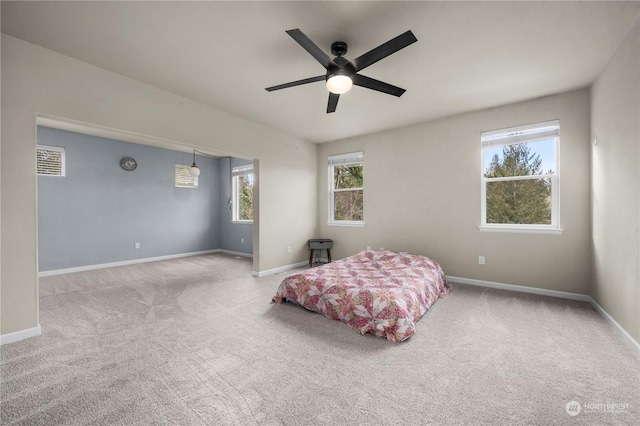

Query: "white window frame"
<box><xmin>328</xmin><ymin>151</ymin><xmax>364</xmax><ymax>227</ymax></box>
<box><xmin>232</xmin><ymin>164</ymin><xmax>253</xmax><ymax>223</ymax></box>
<box><xmin>175</xmin><ymin>164</ymin><xmax>198</xmax><ymax>188</ymax></box>
<box><xmin>479</xmin><ymin>120</ymin><xmax>562</xmax><ymax>235</ymax></box>
<box><xmin>36</xmin><ymin>144</ymin><xmax>66</xmax><ymax>177</ymax></box>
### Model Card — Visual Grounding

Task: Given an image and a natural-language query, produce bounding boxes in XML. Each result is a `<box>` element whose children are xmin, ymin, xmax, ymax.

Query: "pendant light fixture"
<box><xmin>189</xmin><ymin>149</ymin><xmax>226</xmax><ymax>177</ymax></box>
<box><xmin>189</xmin><ymin>150</ymin><xmax>201</xmax><ymax>177</ymax></box>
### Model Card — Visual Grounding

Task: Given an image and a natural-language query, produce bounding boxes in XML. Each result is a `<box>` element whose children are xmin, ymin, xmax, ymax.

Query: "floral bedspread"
<box><xmin>272</xmin><ymin>250</ymin><xmax>451</xmax><ymax>342</ymax></box>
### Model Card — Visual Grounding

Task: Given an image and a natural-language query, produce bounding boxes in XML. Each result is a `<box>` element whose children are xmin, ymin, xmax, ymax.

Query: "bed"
<box><xmin>272</xmin><ymin>250</ymin><xmax>451</xmax><ymax>342</ymax></box>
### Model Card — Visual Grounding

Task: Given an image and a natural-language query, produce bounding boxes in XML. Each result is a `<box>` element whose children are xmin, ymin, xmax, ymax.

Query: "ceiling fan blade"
<box><xmin>352</xmin><ymin>30</ymin><xmax>417</xmax><ymax>72</ymax></box>
<box><xmin>327</xmin><ymin>93</ymin><xmax>340</xmax><ymax>113</ymax></box>
<box><xmin>265</xmin><ymin>75</ymin><xmax>326</xmax><ymax>92</ymax></box>
<box><xmin>353</xmin><ymin>74</ymin><xmax>406</xmax><ymax>97</ymax></box>
<box><xmin>286</xmin><ymin>29</ymin><xmax>336</xmax><ymax>69</ymax></box>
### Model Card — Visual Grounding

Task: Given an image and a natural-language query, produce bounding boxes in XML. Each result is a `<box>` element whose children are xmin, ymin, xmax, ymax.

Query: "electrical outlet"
<box><xmin>479</xmin><ymin>256</ymin><xmax>485</xmax><ymax>265</ymax></box>
<box><xmin>241</xmin><ymin>238</ymin><xmax>244</xmax><ymax>244</ymax></box>
<box><xmin>366</xmin><ymin>246</ymin><xmax>371</xmax><ymax>251</ymax></box>
<box><xmin>287</xmin><ymin>246</ymin><xmax>292</xmax><ymax>253</ymax></box>
<box><xmin>135</xmin><ymin>243</ymin><xmax>140</xmax><ymax>249</ymax></box>
<box><xmin>379</xmin><ymin>247</ymin><xmax>384</xmax><ymax>251</ymax></box>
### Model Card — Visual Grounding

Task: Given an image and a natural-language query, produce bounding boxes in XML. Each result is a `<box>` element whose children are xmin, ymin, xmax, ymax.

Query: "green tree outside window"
<box><xmin>484</xmin><ymin>144</ymin><xmax>552</xmax><ymax>225</ymax></box>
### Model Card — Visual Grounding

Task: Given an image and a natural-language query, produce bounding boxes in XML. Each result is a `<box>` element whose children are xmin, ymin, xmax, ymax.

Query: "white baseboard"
<box><xmin>219</xmin><ymin>249</ymin><xmax>253</xmax><ymax>258</ymax></box>
<box><xmin>447</xmin><ymin>275</ymin><xmax>639</xmax><ymax>355</ymax></box>
<box><xmin>588</xmin><ymin>297</ymin><xmax>640</xmax><ymax>355</ymax></box>
<box><xmin>252</xmin><ymin>260</ymin><xmax>308</xmax><ymax>277</ymax></box>
<box><xmin>446</xmin><ymin>275</ymin><xmax>591</xmax><ymax>302</ymax></box>
<box><xmin>38</xmin><ymin>249</ymin><xmax>222</xmax><ymax>277</ymax></box>
<box><xmin>0</xmin><ymin>325</ymin><xmax>41</xmax><ymax>346</ymax></box>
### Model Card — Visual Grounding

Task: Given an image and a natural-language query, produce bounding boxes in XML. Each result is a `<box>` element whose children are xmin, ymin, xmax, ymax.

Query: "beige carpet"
<box><xmin>1</xmin><ymin>253</ymin><xmax>638</xmax><ymax>425</ymax></box>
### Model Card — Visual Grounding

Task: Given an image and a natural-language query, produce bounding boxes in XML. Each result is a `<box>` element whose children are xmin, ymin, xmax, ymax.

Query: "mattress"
<box><xmin>272</xmin><ymin>250</ymin><xmax>451</xmax><ymax>342</ymax></box>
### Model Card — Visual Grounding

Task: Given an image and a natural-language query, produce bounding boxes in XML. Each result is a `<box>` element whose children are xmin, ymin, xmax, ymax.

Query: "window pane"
<box><xmin>175</xmin><ymin>166</ymin><xmax>198</xmax><ymax>187</ymax></box>
<box><xmin>486</xmin><ymin>178</ymin><xmax>552</xmax><ymax>224</ymax></box>
<box><xmin>37</xmin><ymin>148</ymin><xmax>64</xmax><ymax>176</ymax></box>
<box><xmin>484</xmin><ymin>139</ymin><xmax>555</xmax><ymax>178</ymax></box>
<box><xmin>334</xmin><ymin>190</ymin><xmax>363</xmax><ymax>221</ymax></box>
<box><xmin>238</xmin><ymin>175</ymin><xmax>253</xmax><ymax>221</ymax></box>
<box><xmin>334</xmin><ymin>164</ymin><xmax>363</xmax><ymax>189</ymax></box>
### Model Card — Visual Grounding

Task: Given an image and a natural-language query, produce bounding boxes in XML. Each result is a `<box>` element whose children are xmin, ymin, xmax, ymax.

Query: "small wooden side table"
<box><xmin>308</xmin><ymin>239</ymin><xmax>333</xmax><ymax>267</ymax></box>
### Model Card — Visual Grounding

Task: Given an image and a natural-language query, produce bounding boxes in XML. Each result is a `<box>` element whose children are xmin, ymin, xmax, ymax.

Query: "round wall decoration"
<box><xmin>120</xmin><ymin>157</ymin><xmax>137</xmax><ymax>171</ymax></box>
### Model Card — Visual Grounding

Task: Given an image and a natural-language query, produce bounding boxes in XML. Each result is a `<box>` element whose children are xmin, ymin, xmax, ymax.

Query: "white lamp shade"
<box><xmin>326</xmin><ymin>75</ymin><xmax>353</xmax><ymax>94</ymax></box>
<box><xmin>189</xmin><ymin>164</ymin><xmax>201</xmax><ymax>177</ymax></box>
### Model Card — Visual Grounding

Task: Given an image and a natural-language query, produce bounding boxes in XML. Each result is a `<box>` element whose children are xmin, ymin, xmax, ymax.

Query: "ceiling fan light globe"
<box><xmin>326</xmin><ymin>75</ymin><xmax>353</xmax><ymax>94</ymax></box>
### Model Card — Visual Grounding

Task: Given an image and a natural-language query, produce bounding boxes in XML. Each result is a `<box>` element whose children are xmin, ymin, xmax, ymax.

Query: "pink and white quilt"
<box><xmin>272</xmin><ymin>250</ymin><xmax>451</xmax><ymax>342</ymax></box>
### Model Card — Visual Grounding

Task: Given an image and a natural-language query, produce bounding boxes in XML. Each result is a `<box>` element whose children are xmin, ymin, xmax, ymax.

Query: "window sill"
<box><xmin>478</xmin><ymin>225</ymin><xmax>563</xmax><ymax>235</ymax></box>
<box><xmin>232</xmin><ymin>220</ymin><xmax>253</xmax><ymax>225</ymax></box>
<box><xmin>327</xmin><ymin>221</ymin><xmax>365</xmax><ymax>228</ymax></box>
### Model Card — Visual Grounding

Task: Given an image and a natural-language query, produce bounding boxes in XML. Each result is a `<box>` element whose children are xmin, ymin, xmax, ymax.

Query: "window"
<box><xmin>480</xmin><ymin>120</ymin><xmax>561</xmax><ymax>234</ymax></box>
<box><xmin>328</xmin><ymin>152</ymin><xmax>364</xmax><ymax>226</ymax></box>
<box><xmin>232</xmin><ymin>164</ymin><xmax>253</xmax><ymax>222</ymax></box>
<box><xmin>175</xmin><ymin>164</ymin><xmax>198</xmax><ymax>188</ymax></box>
<box><xmin>36</xmin><ymin>145</ymin><xmax>65</xmax><ymax>176</ymax></box>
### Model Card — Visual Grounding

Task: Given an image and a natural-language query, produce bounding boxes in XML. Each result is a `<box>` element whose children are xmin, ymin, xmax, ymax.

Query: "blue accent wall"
<box><xmin>37</xmin><ymin>127</ymin><xmax>252</xmax><ymax>272</ymax></box>
<box><xmin>219</xmin><ymin>157</ymin><xmax>254</xmax><ymax>253</ymax></box>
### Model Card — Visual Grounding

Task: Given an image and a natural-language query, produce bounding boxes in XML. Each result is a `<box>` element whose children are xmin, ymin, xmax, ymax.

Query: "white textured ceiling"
<box><xmin>2</xmin><ymin>1</ymin><xmax>638</xmax><ymax>143</ymax></box>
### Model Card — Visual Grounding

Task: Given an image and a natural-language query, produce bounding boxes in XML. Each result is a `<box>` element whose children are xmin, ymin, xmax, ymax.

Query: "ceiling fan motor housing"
<box><xmin>326</xmin><ymin>60</ymin><xmax>355</xmax><ymax>81</ymax></box>
<box><xmin>327</xmin><ymin>42</ymin><xmax>353</xmax><ymax>80</ymax></box>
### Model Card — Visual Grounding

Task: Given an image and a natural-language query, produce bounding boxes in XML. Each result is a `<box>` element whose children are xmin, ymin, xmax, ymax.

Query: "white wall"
<box><xmin>318</xmin><ymin>89</ymin><xmax>592</xmax><ymax>294</ymax></box>
<box><xmin>1</xmin><ymin>35</ymin><xmax>318</xmax><ymax>336</ymax></box>
<box><xmin>591</xmin><ymin>19</ymin><xmax>640</xmax><ymax>344</ymax></box>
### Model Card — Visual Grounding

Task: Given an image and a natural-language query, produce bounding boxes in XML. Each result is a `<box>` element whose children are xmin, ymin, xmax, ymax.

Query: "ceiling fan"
<box><xmin>265</xmin><ymin>29</ymin><xmax>418</xmax><ymax>113</ymax></box>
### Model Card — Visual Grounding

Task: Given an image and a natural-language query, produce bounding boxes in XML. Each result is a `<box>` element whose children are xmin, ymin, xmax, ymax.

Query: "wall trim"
<box><xmin>447</xmin><ymin>275</ymin><xmax>639</xmax><ymax>355</ymax></box>
<box><xmin>252</xmin><ymin>260</ymin><xmax>308</xmax><ymax>277</ymax></box>
<box><xmin>219</xmin><ymin>249</ymin><xmax>253</xmax><ymax>258</ymax></box>
<box><xmin>0</xmin><ymin>325</ymin><xmax>42</xmax><ymax>346</ymax></box>
<box><xmin>38</xmin><ymin>249</ymin><xmax>222</xmax><ymax>277</ymax></box>
<box><xmin>588</xmin><ymin>297</ymin><xmax>640</xmax><ymax>355</ymax></box>
<box><xmin>446</xmin><ymin>275</ymin><xmax>591</xmax><ymax>301</ymax></box>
